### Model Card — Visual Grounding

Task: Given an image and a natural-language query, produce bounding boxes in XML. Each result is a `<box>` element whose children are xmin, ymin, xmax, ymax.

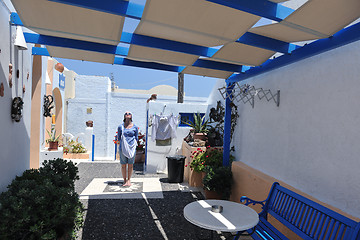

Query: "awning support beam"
<box><xmin>227</xmin><ymin>21</ymin><xmax>360</xmax><ymax>83</ymax></box>
<box><xmin>206</xmin><ymin>0</ymin><xmax>294</xmax><ymax>22</ymax></box>
<box><xmin>47</xmin><ymin>0</ymin><xmax>144</xmax><ymax>19</ymax></box>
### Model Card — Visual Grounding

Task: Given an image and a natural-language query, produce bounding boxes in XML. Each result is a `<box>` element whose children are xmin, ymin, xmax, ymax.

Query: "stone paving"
<box><xmin>74</xmin><ymin>161</ymin><xmax>253</xmax><ymax>240</ymax></box>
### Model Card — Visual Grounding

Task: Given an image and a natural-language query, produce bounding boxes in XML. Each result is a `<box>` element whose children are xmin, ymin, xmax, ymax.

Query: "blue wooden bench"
<box><xmin>235</xmin><ymin>182</ymin><xmax>360</xmax><ymax>240</ymax></box>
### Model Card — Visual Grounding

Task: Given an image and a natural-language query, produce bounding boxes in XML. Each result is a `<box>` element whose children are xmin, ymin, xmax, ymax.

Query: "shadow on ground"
<box><xmin>76</xmin><ymin>162</ymin><xmax>243</xmax><ymax>240</ymax></box>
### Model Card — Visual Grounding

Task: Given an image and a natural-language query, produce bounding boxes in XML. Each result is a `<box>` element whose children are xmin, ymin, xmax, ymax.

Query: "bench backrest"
<box><xmin>262</xmin><ymin>183</ymin><xmax>360</xmax><ymax>240</ymax></box>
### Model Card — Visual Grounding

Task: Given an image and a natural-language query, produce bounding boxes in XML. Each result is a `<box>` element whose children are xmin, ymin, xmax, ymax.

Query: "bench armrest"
<box><xmin>240</xmin><ymin>196</ymin><xmax>266</xmax><ymax>209</ymax></box>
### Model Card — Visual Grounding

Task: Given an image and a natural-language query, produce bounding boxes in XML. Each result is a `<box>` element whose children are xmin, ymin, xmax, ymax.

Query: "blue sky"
<box><xmin>56</xmin><ymin>57</ymin><xmax>220</xmax><ymax>98</ymax></box>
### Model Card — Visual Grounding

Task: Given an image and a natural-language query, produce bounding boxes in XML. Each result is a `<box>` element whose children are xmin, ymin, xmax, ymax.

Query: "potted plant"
<box><xmin>185</xmin><ymin>147</ymin><xmax>223</xmax><ymax>187</ymax></box>
<box><xmin>202</xmin><ymin>165</ymin><xmax>233</xmax><ymax>200</ymax></box>
<box><xmin>188</xmin><ymin>147</ymin><xmax>223</xmax><ymax>173</ymax></box>
<box><xmin>207</xmin><ymin>101</ymin><xmax>239</xmax><ymax>147</ymax></box>
<box><xmin>183</xmin><ymin>112</ymin><xmax>209</xmax><ymax>141</ymax></box>
<box><xmin>46</xmin><ymin>129</ymin><xmax>62</xmax><ymax>150</ymax></box>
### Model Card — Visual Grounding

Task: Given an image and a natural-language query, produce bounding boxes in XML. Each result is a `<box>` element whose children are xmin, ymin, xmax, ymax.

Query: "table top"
<box><xmin>183</xmin><ymin>200</ymin><xmax>259</xmax><ymax>232</ymax></box>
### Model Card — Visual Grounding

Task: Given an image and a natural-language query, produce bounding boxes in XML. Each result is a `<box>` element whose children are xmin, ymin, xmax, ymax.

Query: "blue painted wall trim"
<box><xmin>237</xmin><ymin>32</ymin><xmax>299</xmax><ymax>54</ymax></box>
<box><xmin>223</xmin><ymin>83</ymin><xmax>234</xmax><ymax>167</ymax></box>
<box><xmin>227</xmin><ymin>22</ymin><xmax>360</xmax><ymax>83</ymax></box>
<box><xmin>47</xmin><ymin>0</ymin><xmax>144</xmax><ymax>19</ymax></box>
<box><xmin>206</xmin><ymin>0</ymin><xmax>294</xmax><ymax>22</ymax></box>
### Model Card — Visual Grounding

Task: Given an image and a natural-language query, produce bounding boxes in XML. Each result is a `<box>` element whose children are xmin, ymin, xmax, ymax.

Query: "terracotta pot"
<box><xmin>48</xmin><ymin>141</ymin><xmax>58</xmax><ymax>151</ymax></box>
<box><xmin>193</xmin><ymin>133</ymin><xmax>207</xmax><ymax>141</ymax></box>
<box><xmin>204</xmin><ymin>189</ymin><xmax>222</xmax><ymax>200</ymax></box>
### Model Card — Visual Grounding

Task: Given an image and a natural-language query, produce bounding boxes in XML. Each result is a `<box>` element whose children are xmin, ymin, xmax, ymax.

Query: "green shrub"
<box><xmin>0</xmin><ymin>158</ymin><xmax>83</xmax><ymax>240</ymax></box>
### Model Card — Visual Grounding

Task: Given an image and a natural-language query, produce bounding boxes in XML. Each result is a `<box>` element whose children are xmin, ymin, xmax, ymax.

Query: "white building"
<box><xmin>66</xmin><ymin>74</ymin><xmax>209</xmax><ymax>165</ymax></box>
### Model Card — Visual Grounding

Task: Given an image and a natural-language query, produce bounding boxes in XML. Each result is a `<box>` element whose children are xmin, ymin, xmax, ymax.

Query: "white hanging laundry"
<box><xmin>151</xmin><ymin>114</ymin><xmax>179</xmax><ymax>141</ymax></box>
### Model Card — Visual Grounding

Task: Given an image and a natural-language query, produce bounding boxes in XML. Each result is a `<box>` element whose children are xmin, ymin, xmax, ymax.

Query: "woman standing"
<box><xmin>117</xmin><ymin>111</ymin><xmax>138</xmax><ymax>186</ymax></box>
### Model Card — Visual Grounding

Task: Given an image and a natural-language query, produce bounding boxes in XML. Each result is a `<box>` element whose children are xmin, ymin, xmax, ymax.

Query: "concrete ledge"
<box><xmin>63</xmin><ymin>153</ymin><xmax>89</xmax><ymax>159</ymax></box>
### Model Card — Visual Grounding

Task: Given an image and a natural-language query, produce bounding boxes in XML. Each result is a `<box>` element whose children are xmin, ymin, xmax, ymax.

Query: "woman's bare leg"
<box><xmin>126</xmin><ymin>164</ymin><xmax>133</xmax><ymax>186</ymax></box>
<box><xmin>121</xmin><ymin>164</ymin><xmax>127</xmax><ymax>186</ymax></box>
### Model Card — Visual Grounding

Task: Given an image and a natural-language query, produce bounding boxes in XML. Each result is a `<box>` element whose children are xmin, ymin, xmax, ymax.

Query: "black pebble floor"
<box><xmin>75</xmin><ymin>162</ymin><xmax>252</xmax><ymax>240</ymax></box>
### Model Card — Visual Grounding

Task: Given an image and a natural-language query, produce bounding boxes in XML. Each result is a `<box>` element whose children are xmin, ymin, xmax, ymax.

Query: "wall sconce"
<box><xmin>14</xmin><ymin>26</ymin><xmax>27</xmax><ymax>50</ymax></box>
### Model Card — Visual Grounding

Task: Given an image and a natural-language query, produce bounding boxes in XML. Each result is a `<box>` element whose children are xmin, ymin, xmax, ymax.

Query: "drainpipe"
<box><xmin>223</xmin><ymin>83</ymin><xmax>234</xmax><ymax>167</ymax></box>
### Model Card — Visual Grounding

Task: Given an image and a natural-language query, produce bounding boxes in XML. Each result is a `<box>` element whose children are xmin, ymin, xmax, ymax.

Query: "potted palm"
<box><xmin>183</xmin><ymin>112</ymin><xmax>209</xmax><ymax>141</ymax></box>
<box><xmin>46</xmin><ymin>129</ymin><xmax>61</xmax><ymax>151</ymax></box>
<box><xmin>202</xmin><ymin>166</ymin><xmax>233</xmax><ymax>200</ymax></box>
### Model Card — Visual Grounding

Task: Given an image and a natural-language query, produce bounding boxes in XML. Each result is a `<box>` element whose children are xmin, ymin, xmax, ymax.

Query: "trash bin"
<box><xmin>167</xmin><ymin>155</ymin><xmax>186</xmax><ymax>183</ymax></box>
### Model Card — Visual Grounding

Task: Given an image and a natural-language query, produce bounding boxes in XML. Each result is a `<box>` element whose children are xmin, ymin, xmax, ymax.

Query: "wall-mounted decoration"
<box><xmin>16</xmin><ymin>69</ymin><xmax>20</xmax><ymax>79</ymax></box>
<box><xmin>59</xmin><ymin>74</ymin><xmax>65</xmax><ymax>89</ymax></box>
<box><xmin>11</xmin><ymin>97</ymin><xmax>24</xmax><ymax>122</ymax></box>
<box><xmin>0</xmin><ymin>83</ymin><xmax>4</xmax><ymax>97</ymax></box>
<box><xmin>87</xmin><ymin>107</ymin><xmax>92</xmax><ymax>114</ymax></box>
<box><xmin>8</xmin><ymin>63</ymin><xmax>13</xmax><ymax>88</ymax></box>
<box><xmin>27</xmin><ymin>71</ymin><xmax>29</xmax><ymax>80</ymax></box>
<box><xmin>218</xmin><ymin>83</ymin><xmax>280</xmax><ymax>108</ymax></box>
<box><xmin>23</xmin><ymin>85</ymin><xmax>25</xmax><ymax>93</ymax></box>
<box><xmin>43</xmin><ymin>95</ymin><xmax>54</xmax><ymax>117</ymax></box>
<box><xmin>55</xmin><ymin>63</ymin><xmax>64</xmax><ymax>73</ymax></box>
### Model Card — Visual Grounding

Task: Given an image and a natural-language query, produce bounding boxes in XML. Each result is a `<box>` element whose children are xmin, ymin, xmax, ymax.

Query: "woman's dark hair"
<box><xmin>123</xmin><ymin>112</ymin><xmax>133</xmax><ymax>122</ymax></box>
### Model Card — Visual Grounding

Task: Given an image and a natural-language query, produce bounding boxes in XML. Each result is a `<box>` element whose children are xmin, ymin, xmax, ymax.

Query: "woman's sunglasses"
<box><xmin>125</xmin><ymin>112</ymin><xmax>132</xmax><ymax>115</ymax></box>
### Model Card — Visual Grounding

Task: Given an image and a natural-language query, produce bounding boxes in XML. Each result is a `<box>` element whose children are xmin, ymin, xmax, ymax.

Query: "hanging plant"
<box><xmin>11</xmin><ymin>97</ymin><xmax>24</xmax><ymax>122</ymax></box>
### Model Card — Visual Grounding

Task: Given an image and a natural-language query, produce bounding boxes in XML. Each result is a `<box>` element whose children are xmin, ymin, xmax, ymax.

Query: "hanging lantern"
<box><xmin>55</xmin><ymin>63</ymin><xmax>64</xmax><ymax>73</ymax></box>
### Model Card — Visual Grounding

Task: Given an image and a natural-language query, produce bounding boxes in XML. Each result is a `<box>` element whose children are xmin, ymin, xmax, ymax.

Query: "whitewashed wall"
<box><xmin>0</xmin><ymin>1</ymin><xmax>32</xmax><ymax>192</ymax></box>
<box><xmin>66</xmin><ymin>75</ymin><xmax>110</xmax><ymax>158</ymax></box>
<box><xmin>224</xmin><ymin>40</ymin><xmax>360</xmax><ymax>218</ymax></box>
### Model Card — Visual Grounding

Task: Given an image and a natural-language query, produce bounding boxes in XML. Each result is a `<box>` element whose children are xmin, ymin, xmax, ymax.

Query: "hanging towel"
<box><xmin>151</xmin><ymin>114</ymin><xmax>179</xmax><ymax>141</ymax></box>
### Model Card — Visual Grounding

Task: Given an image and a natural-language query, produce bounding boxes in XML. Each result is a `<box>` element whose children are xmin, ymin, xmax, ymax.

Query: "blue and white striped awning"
<box><xmin>10</xmin><ymin>0</ymin><xmax>360</xmax><ymax>81</ymax></box>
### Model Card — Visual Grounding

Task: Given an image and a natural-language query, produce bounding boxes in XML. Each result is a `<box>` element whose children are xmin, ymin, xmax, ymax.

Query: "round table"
<box><xmin>183</xmin><ymin>200</ymin><xmax>259</xmax><ymax>232</ymax></box>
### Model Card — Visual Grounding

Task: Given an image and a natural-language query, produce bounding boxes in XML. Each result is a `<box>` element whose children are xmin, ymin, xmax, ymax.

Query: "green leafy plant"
<box><xmin>46</xmin><ymin>129</ymin><xmax>61</xmax><ymax>143</ymax></box>
<box><xmin>67</xmin><ymin>140</ymin><xmax>87</xmax><ymax>153</ymax></box>
<box><xmin>0</xmin><ymin>158</ymin><xmax>84</xmax><ymax>240</ymax></box>
<box><xmin>183</xmin><ymin>112</ymin><xmax>209</xmax><ymax>133</ymax></box>
<box><xmin>207</xmin><ymin>101</ymin><xmax>239</xmax><ymax>146</ymax></box>
<box><xmin>202</xmin><ymin>165</ymin><xmax>233</xmax><ymax>200</ymax></box>
<box><xmin>188</xmin><ymin>147</ymin><xmax>223</xmax><ymax>172</ymax></box>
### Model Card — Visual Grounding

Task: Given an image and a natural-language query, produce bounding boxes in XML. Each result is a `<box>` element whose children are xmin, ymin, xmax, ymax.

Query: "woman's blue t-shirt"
<box><xmin>117</xmin><ymin>124</ymin><xmax>139</xmax><ymax>147</ymax></box>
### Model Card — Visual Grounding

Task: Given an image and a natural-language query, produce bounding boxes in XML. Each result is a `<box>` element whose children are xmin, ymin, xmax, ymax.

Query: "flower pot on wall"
<box><xmin>48</xmin><ymin>141</ymin><xmax>58</xmax><ymax>151</ymax></box>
